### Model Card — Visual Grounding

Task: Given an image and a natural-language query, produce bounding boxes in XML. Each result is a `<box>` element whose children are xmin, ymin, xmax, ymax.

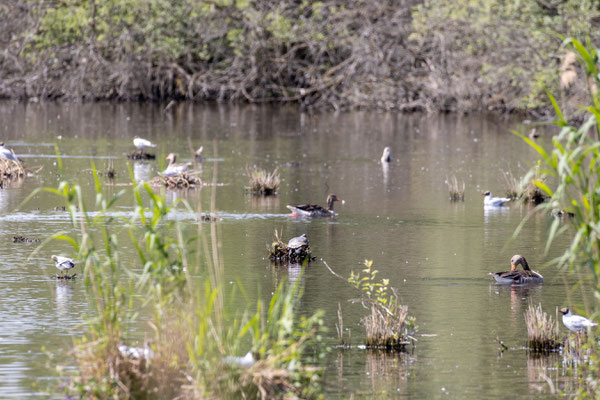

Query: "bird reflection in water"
<box><xmin>491</xmin><ymin>283</ymin><xmax>543</xmax><ymax>321</ymax></box>
<box><xmin>55</xmin><ymin>281</ymin><xmax>74</xmax><ymax>319</ymax></box>
<box><xmin>133</xmin><ymin>161</ymin><xmax>153</xmax><ymax>182</ymax></box>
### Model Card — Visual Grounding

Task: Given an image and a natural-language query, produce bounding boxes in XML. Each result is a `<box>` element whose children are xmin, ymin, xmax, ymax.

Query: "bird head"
<box><xmin>559</xmin><ymin>307</ymin><xmax>570</xmax><ymax>315</ymax></box>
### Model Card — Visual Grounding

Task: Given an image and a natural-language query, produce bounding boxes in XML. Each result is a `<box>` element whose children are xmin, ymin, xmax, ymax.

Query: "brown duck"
<box><xmin>490</xmin><ymin>255</ymin><xmax>543</xmax><ymax>284</ymax></box>
<box><xmin>286</xmin><ymin>194</ymin><xmax>342</xmax><ymax>217</ymax></box>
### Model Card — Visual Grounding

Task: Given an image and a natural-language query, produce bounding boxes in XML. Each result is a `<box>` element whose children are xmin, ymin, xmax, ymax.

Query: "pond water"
<box><xmin>0</xmin><ymin>101</ymin><xmax>588</xmax><ymax>398</ymax></box>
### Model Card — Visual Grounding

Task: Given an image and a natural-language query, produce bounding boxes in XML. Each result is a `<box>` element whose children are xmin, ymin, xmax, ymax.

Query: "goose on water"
<box><xmin>51</xmin><ymin>255</ymin><xmax>76</xmax><ymax>276</ymax></box>
<box><xmin>133</xmin><ymin>136</ymin><xmax>157</xmax><ymax>150</ymax></box>
<box><xmin>559</xmin><ymin>308</ymin><xmax>598</xmax><ymax>332</ymax></box>
<box><xmin>162</xmin><ymin>153</ymin><xmax>192</xmax><ymax>177</ymax></box>
<box><xmin>490</xmin><ymin>255</ymin><xmax>543</xmax><ymax>284</ymax></box>
<box><xmin>286</xmin><ymin>194</ymin><xmax>342</xmax><ymax>217</ymax></box>
<box><xmin>483</xmin><ymin>191</ymin><xmax>510</xmax><ymax>207</ymax></box>
<box><xmin>0</xmin><ymin>142</ymin><xmax>20</xmax><ymax>162</ymax></box>
<box><xmin>381</xmin><ymin>147</ymin><xmax>392</xmax><ymax>163</ymax></box>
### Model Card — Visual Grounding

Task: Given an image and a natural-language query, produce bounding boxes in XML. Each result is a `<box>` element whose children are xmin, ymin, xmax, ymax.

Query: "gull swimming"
<box><xmin>51</xmin><ymin>255</ymin><xmax>76</xmax><ymax>276</ymax></box>
<box><xmin>162</xmin><ymin>153</ymin><xmax>192</xmax><ymax>177</ymax></box>
<box><xmin>0</xmin><ymin>142</ymin><xmax>20</xmax><ymax>162</ymax></box>
<box><xmin>489</xmin><ymin>255</ymin><xmax>543</xmax><ymax>284</ymax></box>
<box><xmin>483</xmin><ymin>191</ymin><xmax>510</xmax><ymax>207</ymax></box>
<box><xmin>381</xmin><ymin>147</ymin><xmax>392</xmax><ymax>163</ymax></box>
<box><xmin>559</xmin><ymin>308</ymin><xmax>598</xmax><ymax>332</ymax></box>
<box><xmin>133</xmin><ymin>136</ymin><xmax>157</xmax><ymax>150</ymax></box>
<box><xmin>286</xmin><ymin>194</ymin><xmax>342</xmax><ymax>217</ymax></box>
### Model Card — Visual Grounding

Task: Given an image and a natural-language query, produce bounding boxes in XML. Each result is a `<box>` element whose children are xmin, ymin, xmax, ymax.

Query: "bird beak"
<box><xmin>510</xmin><ymin>263</ymin><xmax>516</xmax><ymax>271</ymax></box>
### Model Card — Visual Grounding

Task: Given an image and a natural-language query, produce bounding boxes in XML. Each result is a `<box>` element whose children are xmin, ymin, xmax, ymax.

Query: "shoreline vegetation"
<box><xmin>2</xmin><ymin>1</ymin><xmax>599</xmax><ymax>116</ymax></box>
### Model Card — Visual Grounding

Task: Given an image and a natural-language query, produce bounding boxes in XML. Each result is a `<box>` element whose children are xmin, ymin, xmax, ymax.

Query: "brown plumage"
<box><xmin>286</xmin><ymin>194</ymin><xmax>342</xmax><ymax>217</ymax></box>
<box><xmin>490</xmin><ymin>255</ymin><xmax>544</xmax><ymax>284</ymax></box>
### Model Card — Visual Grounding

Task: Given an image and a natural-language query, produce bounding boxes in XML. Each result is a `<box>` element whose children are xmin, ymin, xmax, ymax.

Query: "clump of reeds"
<box><xmin>151</xmin><ymin>173</ymin><xmax>202</xmax><ymax>188</ymax></box>
<box><xmin>349</xmin><ymin>260</ymin><xmax>416</xmax><ymax>350</ymax></box>
<box><xmin>0</xmin><ymin>159</ymin><xmax>25</xmax><ymax>184</ymax></box>
<box><xmin>336</xmin><ymin>303</ymin><xmax>345</xmax><ymax>345</ymax></box>
<box><xmin>446</xmin><ymin>175</ymin><xmax>465</xmax><ymax>201</ymax></box>
<box><xmin>501</xmin><ymin>167</ymin><xmax>547</xmax><ymax>204</ymax></box>
<box><xmin>524</xmin><ymin>303</ymin><xmax>561</xmax><ymax>352</ymax></box>
<box><xmin>363</xmin><ymin>298</ymin><xmax>411</xmax><ymax>349</ymax></box>
<box><xmin>268</xmin><ymin>230</ymin><xmax>314</xmax><ymax>264</ymax></box>
<box><xmin>127</xmin><ymin>149</ymin><xmax>155</xmax><ymax>160</ymax></box>
<box><xmin>501</xmin><ymin>170</ymin><xmax>520</xmax><ymax>199</ymax></box>
<box><xmin>246</xmin><ymin>167</ymin><xmax>280</xmax><ymax>195</ymax></box>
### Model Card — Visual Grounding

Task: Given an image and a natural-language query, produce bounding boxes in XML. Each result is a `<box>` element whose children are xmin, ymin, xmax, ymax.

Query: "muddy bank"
<box><xmin>1</xmin><ymin>1</ymin><xmax>598</xmax><ymax>116</ymax></box>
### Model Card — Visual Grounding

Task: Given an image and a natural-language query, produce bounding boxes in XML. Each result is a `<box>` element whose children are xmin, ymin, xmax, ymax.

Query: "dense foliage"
<box><xmin>1</xmin><ymin>0</ymin><xmax>600</xmax><ymax>114</ymax></box>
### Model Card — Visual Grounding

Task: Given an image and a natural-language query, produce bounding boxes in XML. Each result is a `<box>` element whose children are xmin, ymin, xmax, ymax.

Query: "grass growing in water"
<box><xmin>245</xmin><ymin>167</ymin><xmax>280</xmax><ymax>195</ymax></box>
<box><xmin>524</xmin><ymin>303</ymin><xmax>560</xmax><ymax>352</ymax></box>
<box><xmin>446</xmin><ymin>175</ymin><xmax>465</xmax><ymax>201</ymax></box>
<box><xmin>349</xmin><ymin>260</ymin><xmax>416</xmax><ymax>350</ymax></box>
<box><xmin>28</xmin><ymin>160</ymin><xmax>325</xmax><ymax>398</ymax></box>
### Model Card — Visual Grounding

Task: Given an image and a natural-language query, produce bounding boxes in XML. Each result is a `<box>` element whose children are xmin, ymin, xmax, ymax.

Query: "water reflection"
<box><xmin>249</xmin><ymin>194</ymin><xmax>280</xmax><ymax>212</ymax></box>
<box><xmin>526</xmin><ymin>354</ymin><xmax>559</xmax><ymax>395</ymax></box>
<box><xmin>132</xmin><ymin>161</ymin><xmax>153</xmax><ymax>182</ymax></box>
<box><xmin>490</xmin><ymin>283</ymin><xmax>543</xmax><ymax>320</ymax></box>
<box><xmin>55</xmin><ymin>281</ymin><xmax>74</xmax><ymax>320</ymax></box>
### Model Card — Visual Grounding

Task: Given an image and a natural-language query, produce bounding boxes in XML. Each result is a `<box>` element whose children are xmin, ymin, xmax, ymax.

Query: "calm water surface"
<box><xmin>0</xmin><ymin>102</ymin><xmax>587</xmax><ymax>398</ymax></box>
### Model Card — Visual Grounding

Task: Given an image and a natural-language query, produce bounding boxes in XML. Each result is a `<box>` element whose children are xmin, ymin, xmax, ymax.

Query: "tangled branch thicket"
<box><xmin>1</xmin><ymin>1</ymin><xmax>599</xmax><ymax>114</ymax></box>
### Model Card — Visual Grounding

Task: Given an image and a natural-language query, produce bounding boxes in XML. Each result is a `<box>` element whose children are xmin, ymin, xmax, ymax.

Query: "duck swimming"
<box><xmin>483</xmin><ymin>191</ymin><xmax>510</xmax><ymax>207</ymax></box>
<box><xmin>162</xmin><ymin>153</ymin><xmax>192</xmax><ymax>177</ymax></box>
<box><xmin>490</xmin><ymin>255</ymin><xmax>543</xmax><ymax>284</ymax></box>
<box><xmin>287</xmin><ymin>194</ymin><xmax>342</xmax><ymax>217</ymax></box>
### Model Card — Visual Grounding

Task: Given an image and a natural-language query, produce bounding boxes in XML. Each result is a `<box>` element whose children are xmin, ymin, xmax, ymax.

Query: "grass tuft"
<box><xmin>446</xmin><ymin>175</ymin><xmax>465</xmax><ymax>201</ymax></box>
<box><xmin>246</xmin><ymin>167</ymin><xmax>280</xmax><ymax>195</ymax></box>
<box><xmin>524</xmin><ymin>303</ymin><xmax>561</xmax><ymax>352</ymax></box>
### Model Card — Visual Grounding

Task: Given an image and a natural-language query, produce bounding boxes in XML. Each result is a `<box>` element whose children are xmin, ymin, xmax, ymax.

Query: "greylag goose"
<box><xmin>286</xmin><ymin>194</ymin><xmax>342</xmax><ymax>217</ymax></box>
<box><xmin>490</xmin><ymin>255</ymin><xmax>543</xmax><ymax>284</ymax></box>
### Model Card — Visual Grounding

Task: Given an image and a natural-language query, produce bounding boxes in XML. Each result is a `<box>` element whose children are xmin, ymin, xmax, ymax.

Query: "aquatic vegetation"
<box><xmin>268</xmin><ymin>230</ymin><xmax>314</xmax><ymax>264</ymax></box>
<box><xmin>446</xmin><ymin>175</ymin><xmax>464</xmax><ymax>201</ymax></box>
<box><xmin>349</xmin><ymin>260</ymin><xmax>416</xmax><ymax>349</ymax></box>
<box><xmin>524</xmin><ymin>304</ymin><xmax>560</xmax><ymax>352</ymax></box>
<box><xmin>501</xmin><ymin>166</ymin><xmax>547</xmax><ymax>203</ymax></box>
<box><xmin>29</xmin><ymin>162</ymin><xmax>325</xmax><ymax>398</ymax></box>
<box><xmin>0</xmin><ymin>159</ymin><xmax>25</xmax><ymax>184</ymax></box>
<box><xmin>150</xmin><ymin>173</ymin><xmax>201</xmax><ymax>188</ymax></box>
<box><xmin>127</xmin><ymin>150</ymin><xmax>155</xmax><ymax>160</ymax></box>
<box><xmin>246</xmin><ymin>167</ymin><xmax>280</xmax><ymax>195</ymax></box>
<box><xmin>517</xmin><ymin>38</ymin><xmax>600</xmax><ymax>395</ymax></box>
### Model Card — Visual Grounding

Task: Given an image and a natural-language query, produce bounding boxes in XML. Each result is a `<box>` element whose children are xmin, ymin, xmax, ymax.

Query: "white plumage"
<box><xmin>483</xmin><ymin>191</ymin><xmax>510</xmax><ymax>207</ymax></box>
<box><xmin>51</xmin><ymin>255</ymin><xmax>76</xmax><ymax>275</ymax></box>
<box><xmin>223</xmin><ymin>351</ymin><xmax>255</xmax><ymax>368</ymax></box>
<box><xmin>560</xmin><ymin>308</ymin><xmax>598</xmax><ymax>332</ymax></box>
<box><xmin>118</xmin><ymin>341</ymin><xmax>154</xmax><ymax>360</ymax></box>
<box><xmin>0</xmin><ymin>142</ymin><xmax>20</xmax><ymax>162</ymax></box>
<box><xmin>162</xmin><ymin>153</ymin><xmax>191</xmax><ymax>177</ymax></box>
<box><xmin>133</xmin><ymin>136</ymin><xmax>157</xmax><ymax>149</ymax></box>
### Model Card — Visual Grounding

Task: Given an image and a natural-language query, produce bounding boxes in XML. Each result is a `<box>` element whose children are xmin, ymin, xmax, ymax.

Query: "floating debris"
<box><xmin>12</xmin><ymin>235</ymin><xmax>41</xmax><ymax>243</ymax></box>
<box><xmin>268</xmin><ymin>231</ymin><xmax>315</xmax><ymax>264</ymax></box>
<box><xmin>200</xmin><ymin>214</ymin><xmax>218</xmax><ymax>222</ymax></box>
<box><xmin>127</xmin><ymin>150</ymin><xmax>155</xmax><ymax>160</ymax></box>
<box><xmin>150</xmin><ymin>173</ymin><xmax>201</xmax><ymax>188</ymax></box>
<box><xmin>245</xmin><ymin>167</ymin><xmax>280</xmax><ymax>195</ymax></box>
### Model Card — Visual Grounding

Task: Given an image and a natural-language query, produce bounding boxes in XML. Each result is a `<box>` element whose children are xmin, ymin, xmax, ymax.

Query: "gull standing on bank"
<box><xmin>559</xmin><ymin>308</ymin><xmax>598</xmax><ymax>332</ymax></box>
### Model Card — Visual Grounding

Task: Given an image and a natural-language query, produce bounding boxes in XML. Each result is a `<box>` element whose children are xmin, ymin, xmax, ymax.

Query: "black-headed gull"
<box><xmin>162</xmin><ymin>153</ymin><xmax>191</xmax><ymax>177</ymax></box>
<box><xmin>483</xmin><ymin>191</ymin><xmax>510</xmax><ymax>207</ymax></box>
<box><xmin>381</xmin><ymin>147</ymin><xmax>392</xmax><ymax>163</ymax></box>
<box><xmin>286</xmin><ymin>194</ymin><xmax>342</xmax><ymax>217</ymax></box>
<box><xmin>51</xmin><ymin>255</ymin><xmax>76</xmax><ymax>276</ymax></box>
<box><xmin>0</xmin><ymin>142</ymin><xmax>20</xmax><ymax>162</ymax></box>
<box><xmin>559</xmin><ymin>308</ymin><xmax>598</xmax><ymax>332</ymax></box>
<box><xmin>490</xmin><ymin>254</ymin><xmax>543</xmax><ymax>284</ymax></box>
<box><xmin>133</xmin><ymin>136</ymin><xmax>157</xmax><ymax>150</ymax></box>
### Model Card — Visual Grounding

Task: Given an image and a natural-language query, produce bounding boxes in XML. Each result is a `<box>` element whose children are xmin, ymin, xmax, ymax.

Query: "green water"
<box><xmin>0</xmin><ymin>102</ymin><xmax>585</xmax><ymax>398</ymax></box>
